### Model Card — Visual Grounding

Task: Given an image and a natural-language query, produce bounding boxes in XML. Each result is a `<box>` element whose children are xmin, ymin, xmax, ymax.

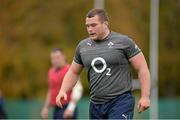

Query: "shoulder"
<box><xmin>110</xmin><ymin>31</ymin><xmax>134</xmax><ymax>44</ymax></box>
<box><xmin>48</xmin><ymin>67</ymin><xmax>54</xmax><ymax>72</ymax></box>
<box><xmin>60</xmin><ymin>65</ymin><xmax>70</xmax><ymax>74</ymax></box>
<box><xmin>111</xmin><ymin>31</ymin><xmax>130</xmax><ymax>41</ymax></box>
<box><xmin>48</xmin><ymin>67</ymin><xmax>54</xmax><ymax>75</ymax></box>
<box><xmin>77</xmin><ymin>37</ymin><xmax>91</xmax><ymax>48</ymax></box>
<box><xmin>65</xmin><ymin>64</ymin><xmax>70</xmax><ymax>69</ymax></box>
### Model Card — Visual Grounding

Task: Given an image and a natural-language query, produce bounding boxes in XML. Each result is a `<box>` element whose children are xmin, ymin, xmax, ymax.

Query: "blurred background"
<box><xmin>0</xmin><ymin>0</ymin><xmax>180</xmax><ymax>119</ymax></box>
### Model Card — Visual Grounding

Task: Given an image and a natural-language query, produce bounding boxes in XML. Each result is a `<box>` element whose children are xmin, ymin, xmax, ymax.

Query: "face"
<box><xmin>50</xmin><ymin>51</ymin><xmax>66</xmax><ymax>68</ymax></box>
<box><xmin>85</xmin><ymin>15</ymin><xmax>108</xmax><ymax>40</ymax></box>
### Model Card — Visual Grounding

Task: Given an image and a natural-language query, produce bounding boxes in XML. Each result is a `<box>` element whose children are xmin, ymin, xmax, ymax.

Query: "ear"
<box><xmin>103</xmin><ymin>21</ymin><xmax>109</xmax><ymax>27</ymax></box>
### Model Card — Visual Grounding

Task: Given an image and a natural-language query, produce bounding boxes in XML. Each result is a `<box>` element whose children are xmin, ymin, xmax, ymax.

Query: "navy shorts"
<box><xmin>89</xmin><ymin>91</ymin><xmax>135</xmax><ymax>119</ymax></box>
<box><xmin>53</xmin><ymin>104</ymin><xmax>78</xmax><ymax>119</ymax></box>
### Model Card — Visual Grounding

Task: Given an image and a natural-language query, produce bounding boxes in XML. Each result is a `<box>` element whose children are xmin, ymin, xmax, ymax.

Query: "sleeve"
<box><xmin>123</xmin><ymin>37</ymin><xmax>141</xmax><ymax>59</ymax></box>
<box><xmin>73</xmin><ymin>43</ymin><xmax>83</xmax><ymax>65</ymax></box>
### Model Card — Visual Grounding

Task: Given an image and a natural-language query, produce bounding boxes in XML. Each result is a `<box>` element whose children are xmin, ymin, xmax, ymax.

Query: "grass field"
<box><xmin>4</xmin><ymin>96</ymin><xmax>180</xmax><ymax>119</ymax></box>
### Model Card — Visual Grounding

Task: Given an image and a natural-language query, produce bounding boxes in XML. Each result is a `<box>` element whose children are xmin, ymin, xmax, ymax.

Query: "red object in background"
<box><xmin>48</xmin><ymin>65</ymin><xmax>71</xmax><ymax>106</ymax></box>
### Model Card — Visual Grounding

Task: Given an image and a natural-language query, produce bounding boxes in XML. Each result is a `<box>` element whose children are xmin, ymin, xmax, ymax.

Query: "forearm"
<box><xmin>43</xmin><ymin>91</ymin><xmax>50</xmax><ymax>108</ymax></box>
<box><xmin>60</xmin><ymin>70</ymin><xmax>79</xmax><ymax>93</ymax></box>
<box><xmin>138</xmin><ymin>69</ymin><xmax>151</xmax><ymax>98</ymax></box>
<box><xmin>130</xmin><ymin>53</ymin><xmax>151</xmax><ymax>112</ymax></box>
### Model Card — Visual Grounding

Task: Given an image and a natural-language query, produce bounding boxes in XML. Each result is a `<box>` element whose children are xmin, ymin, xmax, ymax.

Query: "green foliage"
<box><xmin>159</xmin><ymin>0</ymin><xmax>180</xmax><ymax>97</ymax></box>
<box><xmin>0</xmin><ymin>0</ymin><xmax>179</xmax><ymax>99</ymax></box>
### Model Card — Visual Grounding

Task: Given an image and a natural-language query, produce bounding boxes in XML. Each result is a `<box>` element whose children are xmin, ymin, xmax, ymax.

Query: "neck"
<box><xmin>54</xmin><ymin>62</ymin><xmax>66</xmax><ymax>69</ymax></box>
<box><xmin>101</xmin><ymin>29</ymin><xmax>110</xmax><ymax>40</ymax></box>
<box><xmin>60</xmin><ymin>62</ymin><xmax>66</xmax><ymax>68</ymax></box>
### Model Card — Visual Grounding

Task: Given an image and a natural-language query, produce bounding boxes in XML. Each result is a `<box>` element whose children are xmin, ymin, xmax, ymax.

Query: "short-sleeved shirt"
<box><xmin>48</xmin><ymin>65</ymin><xmax>72</xmax><ymax>106</ymax></box>
<box><xmin>74</xmin><ymin>31</ymin><xmax>141</xmax><ymax>104</ymax></box>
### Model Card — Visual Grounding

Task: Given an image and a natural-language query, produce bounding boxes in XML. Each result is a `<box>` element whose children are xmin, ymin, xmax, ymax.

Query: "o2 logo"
<box><xmin>91</xmin><ymin>57</ymin><xmax>111</xmax><ymax>76</ymax></box>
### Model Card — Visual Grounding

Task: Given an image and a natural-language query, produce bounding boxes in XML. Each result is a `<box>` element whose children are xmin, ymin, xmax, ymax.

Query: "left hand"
<box><xmin>63</xmin><ymin>109</ymin><xmax>74</xmax><ymax>119</ymax></box>
<box><xmin>137</xmin><ymin>97</ymin><xmax>150</xmax><ymax>113</ymax></box>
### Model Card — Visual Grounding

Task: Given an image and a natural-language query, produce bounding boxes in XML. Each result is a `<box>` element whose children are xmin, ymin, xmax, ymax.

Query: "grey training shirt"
<box><xmin>74</xmin><ymin>31</ymin><xmax>141</xmax><ymax>104</ymax></box>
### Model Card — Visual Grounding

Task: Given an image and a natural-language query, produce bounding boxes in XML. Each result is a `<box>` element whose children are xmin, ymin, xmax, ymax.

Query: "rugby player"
<box><xmin>56</xmin><ymin>9</ymin><xmax>150</xmax><ymax>119</ymax></box>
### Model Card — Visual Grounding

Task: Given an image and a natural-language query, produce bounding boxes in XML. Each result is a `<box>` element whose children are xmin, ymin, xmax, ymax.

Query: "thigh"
<box><xmin>108</xmin><ymin>93</ymin><xmax>135</xmax><ymax>119</ymax></box>
<box><xmin>89</xmin><ymin>102</ymin><xmax>104</xmax><ymax>119</ymax></box>
<box><xmin>53</xmin><ymin>105</ymin><xmax>67</xmax><ymax>119</ymax></box>
<box><xmin>53</xmin><ymin>104</ymin><xmax>78</xmax><ymax>119</ymax></box>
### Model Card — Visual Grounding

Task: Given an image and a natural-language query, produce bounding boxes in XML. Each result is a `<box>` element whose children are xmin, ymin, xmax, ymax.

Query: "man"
<box><xmin>56</xmin><ymin>9</ymin><xmax>150</xmax><ymax>119</ymax></box>
<box><xmin>41</xmin><ymin>48</ymin><xmax>83</xmax><ymax>119</ymax></box>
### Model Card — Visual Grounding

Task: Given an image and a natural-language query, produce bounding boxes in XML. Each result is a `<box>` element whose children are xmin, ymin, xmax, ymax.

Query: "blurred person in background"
<box><xmin>0</xmin><ymin>90</ymin><xmax>7</xmax><ymax>119</ymax></box>
<box><xmin>41</xmin><ymin>48</ymin><xmax>83</xmax><ymax>119</ymax></box>
<box><xmin>56</xmin><ymin>9</ymin><xmax>150</xmax><ymax>119</ymax></box>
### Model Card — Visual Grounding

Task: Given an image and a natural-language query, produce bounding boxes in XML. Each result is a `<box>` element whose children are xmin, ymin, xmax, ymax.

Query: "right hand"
<box><xmin>41</xmin><ymin>107</ymin><xmax>49</xmax><ymax>119</ymax></box>
<box><xmin>56</xmin><ymin>91</ymin><xmax>67</xmax><ymax>108</ymax></box>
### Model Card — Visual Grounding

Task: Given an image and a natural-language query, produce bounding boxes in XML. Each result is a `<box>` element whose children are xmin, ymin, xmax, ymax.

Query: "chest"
<box><xmin>48</xmin><ymin>70</ymin><xmax>65</xmax><ymax>86</ymax></box>
<box><xmin>80</xmin><ymin>42</ymin><xmax>129</xmax><ymax>68</ymax></box>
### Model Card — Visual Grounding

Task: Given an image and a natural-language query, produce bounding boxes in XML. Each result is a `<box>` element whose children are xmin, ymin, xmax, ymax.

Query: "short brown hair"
<box><xmin>51</xmin><ymin>48</ymin><xmax>64</xmax><ymax>53</ymax></box>
<box><xmin>86</xmin><ymin>9</ymin><xmax>109</xmax><ymax>22</ymax></box>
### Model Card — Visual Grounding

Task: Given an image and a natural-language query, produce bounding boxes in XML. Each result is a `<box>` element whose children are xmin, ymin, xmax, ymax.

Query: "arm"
<box><xmin>63</xmin><ymin>80</ymin><xmax>83</xmax><ymax>118</ymax></box>
<box><xmin>56</xmin><ymin>61</ymin><xmax>83</xmax><ymax>108</ymax></box>
<box><xmin>129</xmin><ymin>52</ymin><xmax>151</xmax><ymax>113</ymax></box>
<box><xmin>41</xmin><ymin>91</ymin><xmax>50</xmax><ymax>119</ymax></box>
